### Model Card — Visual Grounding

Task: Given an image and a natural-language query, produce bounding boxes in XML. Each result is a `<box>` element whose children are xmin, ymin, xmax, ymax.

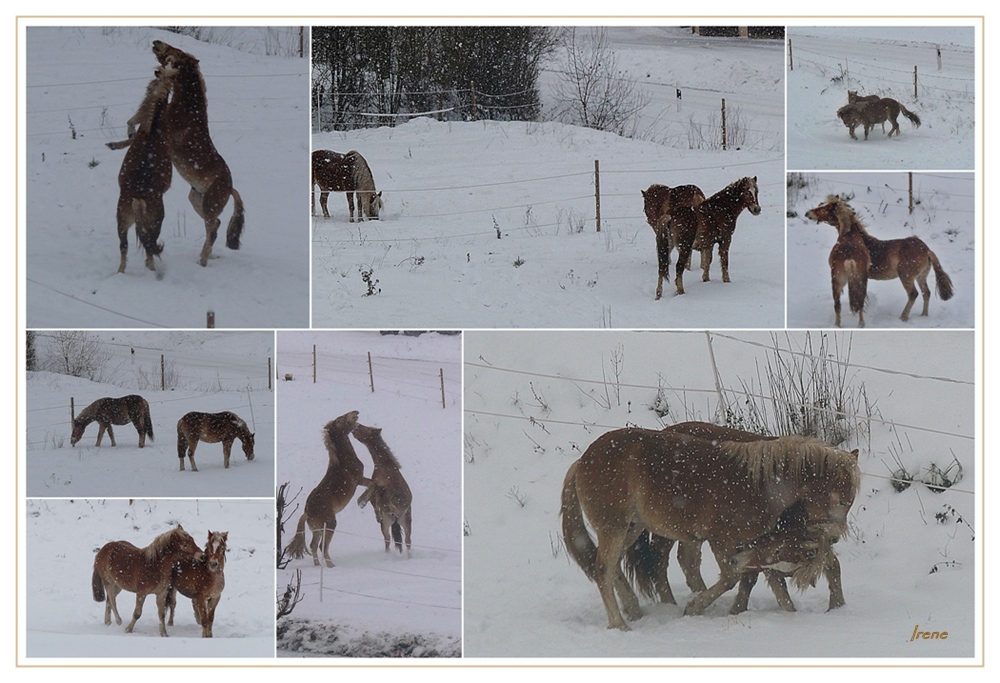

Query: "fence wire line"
<box><xmin>26</xmin><ymin>277</ymin><xmax>166</xmax><ymax>328</ymax></box>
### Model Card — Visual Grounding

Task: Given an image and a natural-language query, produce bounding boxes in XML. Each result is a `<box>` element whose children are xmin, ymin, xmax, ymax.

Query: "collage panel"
<box><xmin>24</xmin><ymin>26</ymin><xmax>310</xmax><ymax>329</ymax></box>
<box><xmin>274</xmin><ymin>331</ymin><xmax>462</xmax><ymax>657</ymax></box>
<box><xmin>310</xmin><ymin>26</ymin><xmax>787</xmax><ymax>328</ymax></box>
<box><xmin>462</xmin><ymin>330</ymin><xmax>975</xmax><ymax>657</ymax></box>
<box><xmin>25</xmin><ymin>498</ymin><xmax>275</xmax><ymax>657</ymax></box>
<box><xmin>786</xmin><ymin>26</ymin><xmax>975</xmax><ymax>171</ymax></box>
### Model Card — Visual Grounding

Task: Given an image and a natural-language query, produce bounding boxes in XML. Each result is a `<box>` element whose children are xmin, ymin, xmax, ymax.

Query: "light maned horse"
<box><xmin>561</xmin><ymin>428</ymin><xmax>859</xmax><ymax>629</ymax></box>
<box><xmin>151</xmin><ymin>41</ymin><xmax>245</xmax><ymax>266</ymax></box>
<box><xmin>837</xmin><ymin>97</ymin><xmax>921</xmax><ymax>140</ymax></box>
<box><xmin>71</xmin><ymin>395</ymin><xmax>154</xmax><ymax>448</ymax></box>
<box><xmin>807</xmin><ymin>195</ymin><xmax>953</xmax><ymax>324</ymax></box>
<box><xmin>111</xmin><ymin>66</ymin><xmax>174</xmax><ymax>274</ymax></box>
<box><xmin>284</xmin><ymin>411</ymin><xmax>367</xmax><ymax>567</ymax></box>
<box><xmin>312</xmin><ymin>150</ymin><xmax>383</xmax><ymax>221</ymax></box>
<box><xmin>91</xmin><ymin>525</ymin><xmax>204</xmax><ymax>636</ymax></box>
<box><xmin>166</xmin><ymin>530</ymin><xmax>227</xmax><ymax>638</ymax></box>
<box><xmin>661</xmin><ymin>176</ymin><xmax>761</xmax><ymax>298</ymax></box>
<box><xmin>353</xmin><ymin>423</ymin><xmax>413</xmax><ymax>555</ymax></box>
<box><xmin>176</xmin><ymin>411</ymin><xmax>255</xmax><ymax>471</ymax></box>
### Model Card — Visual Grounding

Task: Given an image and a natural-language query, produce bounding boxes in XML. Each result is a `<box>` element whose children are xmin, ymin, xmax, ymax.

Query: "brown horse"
<box><xmin>111</xmin><ymin>66</ymin><xmax>174</xmax><ymax>274</ymax></box>
<box><xmin>91</xmin><ymin>525</ymin><xmax>204</xmax><ymax>636</ymax></box>
<box><xmin>847</xmin><ymin>91</ymin><xmax>885</xmax><ymax>134</ymax></box>
<box><xmin>661</xmin><ymin>176</ymin><xmax>761</xmax><ymax>298</ymax></box>
<box><xmin>284</xmin><ymin>411</ymin><xmax>367</xmax><ymax>567</ymax></box>
<box><xmin>837</xmin><ymin>97</ymin><xmax>921</xmax><ymax>140</ymax></box>
<box><xmin>176</xmin><ymin>411</ymin><xmax>255</xmax><ymax>472</ymax></box>
<box><xmin>166</xmin><ymin>530</ymin><xmax>227</xmax><ymax>638</ymax></box>
<box><xmin>312</xmin><ymin>149</ymin><xmax>383</xmax><ymax>221</ymax></box>
<box><xmin>71</xmin><ymin>395</ymin><xmax>154</xmax><ymax>448</ymax></box>
<box><xmin>641</xmin><ymin>183</ymin><xmax>705</xmax><ymax>237</ymax></box>
<box><xmin>561</xmin><ymin>428</ymin><xmax>859</xmax><ymax>628</ymax></box>
<box><xmin>352</xmin><ymin>423</ymin><xmax>413</xmax><ymax>555</ymax></box>
<box><xmin>807</xmin><ymin>195</ymin><xmax>953</xmax><ymax>324</ymax></box>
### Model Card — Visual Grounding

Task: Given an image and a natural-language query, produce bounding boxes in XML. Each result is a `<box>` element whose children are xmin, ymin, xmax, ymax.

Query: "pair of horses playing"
<box><xmin>641</xmin><ymin>176</ymin><xmax>761</xmax><ymax>300</ymax></box>
<box><xmin>805</xmin><ymin>195</ymin><xmax>954</xmax><ymax>327</ymax></box>
<box><xmin>109</xmin><ymin>40</ymin><xmax>245</xmax><ymax>275</ymax></box>
<box><xmin>284</xmin><ymin>411</ymin><xmax>413</xmax><ymax>568</ymax></box>
<box><xmin>92</xmin><ymin>526</ymin><xmax>228</xmax><ymax>638</ymax></box>
<box><xmin>312</xmin><ymin>150</ymin><xmax>383</xmax><ymax>221</ymax></box>
<box><xmin>837</xmin><ymin>91</ymin><xmax>921</xmax><ymax>141</ymax></box>
<box><xmin>561</xmin><ymin>421</ymin><xmax>859</xmax><ymax>629</ymax></box>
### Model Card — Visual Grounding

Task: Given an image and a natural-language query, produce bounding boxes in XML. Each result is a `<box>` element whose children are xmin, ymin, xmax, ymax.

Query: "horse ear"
<box><xmin>850</xmin><ymin>449</ymin><xmax>859</xmax><ymax>460</ymax></box>
<box><xmin>377</xmin><ymin>191</ymin><xmax>382</xmax><ymax>198</ymax></box>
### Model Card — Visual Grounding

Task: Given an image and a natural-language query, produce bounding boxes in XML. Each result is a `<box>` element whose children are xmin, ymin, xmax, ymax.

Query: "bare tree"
<box><xmin>552</xmin><ymin>28</ymin><xmax>650</xmax><ymax>136</ymax></box>
<box><xmin>41</xmin><ymin>331</ymin><xmax>111</xmax><ymax>381</ymax></box>
<box><xmin>276</xmin><ymin>569</ymin><xmax>304</xmax><ymax>619</ymax></box>
<box><xmin>276</xmin><ymin>482</ymin><xmax>301</xmax><ymax>570</ymax></box>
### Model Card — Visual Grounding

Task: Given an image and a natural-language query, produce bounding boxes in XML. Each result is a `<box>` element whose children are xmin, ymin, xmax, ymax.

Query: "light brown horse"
<box><xmin>837</xmin><ymin>97</ymin><xmax>921</xmax><ymax>140</ymax></box>
<box><xmin>807</xmin><ymin>195</ymin><xmax>954</xmax><ymax>324</ymax></box>
<box><xmin>111</xmin><ymin>66</ymin><xmax>174</xmax><ymax>274</ymax></box>
<box><xmin>166</xmin><ymin>530</ymin><xmax>227</xmax><ymax>638</ymax></box>
<box><xmin>71</xmin><ymin>395</ymin><xmax>154</xmax><ymax>448</ymax></box>
<box><xmin>561</xmin><ymin>428</ymin><xmax>859</xmax><ymax>629</ymax></box>
<box><xmin>150</xmin><ymin>40</ymin><xmax>245</xmax><ymax>266</ymax></box>
<box><xmin>284</xmin><ymin>411</ymin><xmax>367</xmax><ymax>567</ymax></box>
<box><xmin>312</xmin><ymin>149</ymin><xmax>383</xmax><ymax>221</ymax></box>
<box><xmin>352</xmin><ymin>423</ymin><xmax>413</xmax><ymax>555</ymax></box>
<box><xmin>92</xmin><ymin>525</ymin><xmax>204</xmax><ymax>637</ymax></box>
<box><xmin>176</xmin><ymin>411</ymin><xmax>255</xmax><ymax>472</ymax></box>
<box><xmin>641</xmin><ymin>183</ymin><xmax>705</xmax><ymax>237</ymax></box>
<box><xmin>661</xmin><ymin>176</ymin><xmax>761</xmax><ymax>298</ymax></box>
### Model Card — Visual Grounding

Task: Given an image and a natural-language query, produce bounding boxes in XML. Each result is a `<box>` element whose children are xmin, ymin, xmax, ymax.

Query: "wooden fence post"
<box><xmin>788</xmin><ymin>38</ymin><xmax>793</xmax><ymax>70</ymax></box>
<box><xmin>313</xmin><ymin>345</ymin><xmax>317</xmax><ymax>384</ymax></box>
<box><xmin>909</xmin><ymin>173</ymin><xmax>914</xmax><ymax>214</ymax></box>
<box><xmin>594</xmin><ymin>160</ymin><xmax>602</xmax><ymax>232</ymax></box>
<box><xmin>440</xmin><ymin>368</ymin><xmax>446</xmax><ymax>409</ymax></box>
<box><xmin>161</xmin><ymin>354</ymin><xmax>165</xmax><ymax>391</ymax></box>
<box><xmin>368</xmin><ymin>352</ymin><xmax>375</xmax><ymax>393</ymax></box>
<box><xmin>721</xmin><ymin>98</ymin><xmax>727</xmax><ymax>151</ymax></box>
<box><xmin>914</xmin><ymin>65</ymin><xmax>918</xmax><ymax>99</ymax></box>
<box><xmin>207</xmin><ymin>311</ymin><xmax>215</xmax><ymax>328</ymax></box>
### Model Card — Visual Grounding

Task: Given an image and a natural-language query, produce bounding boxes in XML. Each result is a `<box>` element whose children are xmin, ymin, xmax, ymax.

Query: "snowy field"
<box><xmin>463</xmin><ymin>330</ymin><xmax>976</xmax><ymax>660</ymax></box>
<box><xmin>25</xmin><ymin>331</ymin><xmax>274</xmax><ymax>498</ymax></box>
<box><xmin>787</xmin><ymin>26</ymin><xmax>975</xmax><ymax>171</ymax></box>
<box><xmin>24</xmin><ymin>26</ymin><xmax>311</xmax><ymax>328</ymax></box>
<box><xmin>312</xmin><ymin>27</ymin><xmax>786</xmax><ymax>329</ymax></box>
<box><xmin>25</xmin><ymin>497</ymin><xmax>275</xmax><ymax>659</ymax></box>
<box><xmin>787</xmin><ymin>172</ymin><xmax>975</xmax><ymax>328</ymax></box>
<box><xmin>275</xmin><ymin>331</ymin><xmax>462</xmax><ymax>657</ymax></box>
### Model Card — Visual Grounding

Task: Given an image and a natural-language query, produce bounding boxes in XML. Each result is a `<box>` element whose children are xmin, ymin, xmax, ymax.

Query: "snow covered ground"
<box><xmin>311</xmin><ymin>27</ymin><xmax>786</xmax><ymax>328</ymax></box>
<box><xmin>787</xmin><ymin>171</ymin><xmax>974</xmax><ymax>329</ymax></box>
<box><xmin>463</xmin><ymin>330</ymin><xmax>976</xmax><ymax>660</ymax></box>
<box><xmin>24</xmin><ymin>26</ymin><xmax>310</xmax><ymax>328</ymax></box>
<box><xmin>274</xmin><ymin>331</ymin><xmax>462</xmax><ymax>657</ymax></box>
<box><xmin>787</xmin><ymin>26</ymin><xmax>975</xmax><ymax>171</ymax></box>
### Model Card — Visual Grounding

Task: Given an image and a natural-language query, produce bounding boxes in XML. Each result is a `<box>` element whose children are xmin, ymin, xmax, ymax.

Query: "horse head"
<box><xmin>744</xmin><ymin>176</ymin><xmax>761</xmax><ymax>216</ymax></box>
<box><xmin>205</xmin><ymin>530</ymin><xmax>228</xmax><ymax>572</ymax></box>
<box><xmin>170</xmin><ymin>525</ymin><xmax>205</xmax><ymax>563</ymax></box>
<box><xmin>70</xmin><ymin>418</ymin><xmax>87</xmax><ymax>446</ymax></box>
<box><xmin>242</xmin><ymin>431</ymin><xmax>255</xmax><ymax>461</ymax></box>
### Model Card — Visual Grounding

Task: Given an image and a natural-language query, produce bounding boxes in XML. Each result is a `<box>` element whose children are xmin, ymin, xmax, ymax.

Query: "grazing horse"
<box><xmin>110</xmin><ymin>66</ymin><xmax>174</xmax><ymax>274</ymax></box>
<box><xmin>661</xmin><ymin>176</ymin><xmax>761</xmax><ymax>298</ymax></box>
<box><xmin>312</xmin><ymin>150</ymin><xmax>383</xmax><ymax>221</ymax></box>
<box><xmin>176</xmin><ymin>411</ymin><xmax>255</xmax><ymax>471</ymax></box>
<box><xmin>166</xmin><ymin>530</ymin><xmax>227</xmax><ymax>638</ymax></box>
<box><xmin>71</xmin><ymin>395</ymin><xmax>154</xmax><ymax>448</ymax></box>
<box><xmin>352</xmin><ymin>423</ymin><xmax>413</xmax><ymax>555</ymax></box>
<box><xmin>807</xmin><ymin>195</ymin><xmax>953</xmax><ymax>324</ymax></box>
<box><xmin>284</xmin><ymin>411</ymin><xmax>367</xmax><ymax>567</ymax></box>
<box><xmin>91</xmin><ymin>525</ymin><xmax>204</xmax><ymax>637</ymax></box>
<box><xmin>561</xmin><ymin>428</ymin><xmax>859</xmax><ymax>629</ymax></box>
<box><xmin>837</xmin><ymin>97</ymin><xmax>921</xmax><ymax>140</ymax></box>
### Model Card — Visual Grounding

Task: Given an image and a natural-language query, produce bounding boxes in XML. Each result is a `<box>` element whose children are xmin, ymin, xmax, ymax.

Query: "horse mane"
<box><xmin>363</xmin><ymin>429</ymin><xmax>402</xmax><ymax>470</ymax></box>
<box><xmin>143</xmin><ymin>526</ymin><xmax>186</xmax><ymax>562</ymax></box>
<box><xmin>707</xmin><ymin>176</ymin><xmax>749</xmax><ymax>207</ymax></box>
<box><xmin>73</xmin><ymin>399</ymin><xmax>103</xmax><ymax>427</ymax></box>
<box><xmin>136</xmin><ymin>71</ymin><xmax>172</xmax><ymax>131</ymax></box>
<box><xmin>322</xmin><ymin>421</ymin><xmax>342</xmax><ymax>468</ymax></box>
<box><xmin>825</xmin><ymin>195</ymin><xmax>869</xmax><ymax>237</ymax></box>
<box><xmin>720</xmin><ymin>436</ymin><xmax>861</xmax><ymax>491</ymax></box>
<box><xmin>347</xmin><ymin>150</ymin><xmax>376</xmax><ymax>193</ymax></box>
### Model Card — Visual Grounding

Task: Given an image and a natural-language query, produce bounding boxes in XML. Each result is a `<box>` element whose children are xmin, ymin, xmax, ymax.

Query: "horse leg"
<box><xmin>677</xmin><ymin>541</ymin><xmax>708</xmax><ymax>593</ymax></box>
<box><xmin>346</xmin><ymin>192</ymin><xmax>356</xmax><ymax>222</ymax></box>
<box><xmin>832</xmin><ymin>272</ymin><xmax>846</xmax><ymax>328</ymax></box>
<box><xmin>320</xmin><ymin>518</ymin><xmax>337</xmax><ymax>568</ymax></box>
<box><xmin>674</xmin><ymin>243</ymin><xmax>691</xmax><ymax>296</ymax></box>
<box><xmin>187</xmin><ymin>186</ymin><xmax>221</xmax><ymax>267</ymax></box>
<box><xmin>825</xmin><ymin>552</ymin><xmax>846</xmax><ymax>610</ymax></box>
<box><xmin>403</xmin><ymin>507</ymin><xmax>413</xmax><ymax>557</ymax></box>
<box><xmin>899</xmin><ymin>274</ymin><xmax>919</xmax><ymax>321</ymax></box>
<box><xmin>105</xmin><ymin>582</ymin><xmax>123</xmax><ymax>625</ymax></box>
<box><xmin>155</xmin><ymin>591</ymin><xmax>170</xmax><ymax>637</ymax></box>
<box><xmin>763</xmin><ymin>570</ymin><xmax>796</xmax><ymax>611</ymax></box>
<box><xmin>187</xmin><ymin>440</ymin><xmax>199</xmax><ymax>472</ymax></box>
<box><xmin>202</xmin><ymin>598</ymin><xmax>216</xmax><ymax>638</ymax></box>
<box><xmin>125</xmin><ymin>591</ymin><xmax>148</xmax><ymax>634</ymax></box>
<box><xmin>654</xmin><ymin>224</ymin><xmax>671</xmax><ymax>300</ymax></box>
<box><xmin>701</xmin><ymin>246</ymin><xmax>714</xmax><ymax>282</ymax></box>
<box><xmin>594</xmin><ymin>527</ymin><xmax>633</xmax><ymax>630</ymax></box>
<box><xmin>95</xmin><ymin>423</ymin><xmax>106</xmax><ymax>447</ymax></box>
<box><xmin>320</xmin><ymin>189</ymin><xmax>330</xmax><ymax>218</ymax></box>
<box><xmin>685</xmin><ymin>542</ymin><xmax>742</xmax><ymax>616</ymax></box>
<box><xmin>116</xmin><ymin>195</ymin><xmax>136</xmax><ymax>273</ymax></box>
<box><xmin>379</xmin><ymin>507</ymin><xmax>393</xmax><ymax>552</ymax></box>
<box><xmin>307</xmin><ymin>528</ymin><xmax>323</xmax><ymax>566</ymax></box>
<box><xmin>729</xmin><ymin>571</ymin><xmax>758</xmax><ymax>614</ymax></box>
<box><xmin>137</xmin><ymin>195</ymin><xmax>165</xmax><ymax>272</ymax></box>
<box><xmin>719</xmin><ymin>238</ymin><xmax>732</xmax><ymax>283</ymax></box>
<box><xmin>223</xmin><ymin>439</ymin><xmax>232</xmax><ymax>469</ymax></box>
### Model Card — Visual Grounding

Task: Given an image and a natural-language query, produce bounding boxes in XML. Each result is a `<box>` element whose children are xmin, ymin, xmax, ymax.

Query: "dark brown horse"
<box><xmin>176</xmin><ymin>411</ymin><xmax>255</xmax><ymax>471</ymax></box>
<box><xmin>807</xmin><ymin>195</ymin><xmax>954</xmax><ymax>324</ymax></box>
<box><xmin>92</xmin><ymin>525</ymin><xmax>204</xmax><ymax>636</ymax></box>
<box><xmin>641</xmin><ymin>183</ymin><xmax>705</xmax><ymax>237</ymax></box>
<box><xmin>284</xmin><ymin>411</ymin><xmax>368</xmax><ymax>567</ymax></box>
<box><xmin>71</xmin><ymin>395</ymin><xmax>154</xmax><ymax>448</ymax></box>
<box><xmin>111</xmin><ymin>66</ymin><xmax>174</xmax><ymax>274</ymax></box>
<box><xmin>353</xmin><ymin>423</ymin><xmax>413</xmax><ymax>555</ymax></box>
<box><xmin>837</xmin><ymin>97</ymin><xmax>921</xmax><ymax>140</ymax></box>
<box><xmin>660</xmin><ymin>176</ymin><xmax>761</xmax><ymax>298</ymax></box>
<box><xmin>561</xmin><ymin>428</ymin><xmax>859</xmax><ymax>629</ymax></box>
<box><xmin>312</xmin><ymin>149</ymin><xmax>383</xmax><ymax>221</ymax></box>
<box><xmin>166</xmin><ymin>530</ymin><xmax>227</xmax><ymax>638</ymax></box>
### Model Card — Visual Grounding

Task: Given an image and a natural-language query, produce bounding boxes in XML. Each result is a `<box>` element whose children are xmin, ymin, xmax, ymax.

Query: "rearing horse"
<box><xmin>561</xmin><ymin>428</ymin><xmax>859</xmax><ymax>629</ymax></box>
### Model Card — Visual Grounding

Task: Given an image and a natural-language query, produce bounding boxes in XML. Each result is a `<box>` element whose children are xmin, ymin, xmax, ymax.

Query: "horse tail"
<box><xmin>92</xmin><ymin>564</ymin><xmax>105</xmax><ymax>602</ymax></box>
<box><xmin>560</xmin><ymin>459</ymin><xmax>598</xmax><ymax>582</ymax></box>
<box><xmin>177</xmin><ymin>423</ymin><xmax>187</xmax><ymax>461</ymax></box>
<box><xmin>143</xmin><ymin>401</ymin><xmax>154</xmax><ymax>443</ymax></box>
<box><xmin>899</xmin><ymin>103</ymin><xmax>921</xmax><ymax>128</ymax></box>
<box><xmin>621</xmin><ymin>530</ymin><xmax>675</xmax><ymax>601</ymax></box>
<box><xmin>225</xmin><ymin>188</ymin><xmax>245</xmax><ymax>250</ymax></box>
<box><xmin>929</xmin><ymin>250</ymin><xmax>955</xmax><ymax>301</ymax></box>
<box><xmin>391</xmin><ymin>520</ymin><xmax>403</xmax><ymax>551</ymax></box>
<box><xmin>846</xmin><ymin>259</ymin><xmax>868</xmax><ymax>314</ymax></box>
<box><xmin>284</xmin><ymin>514</ymin><xmax>308</xmax><ymax>559</ymax></box>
